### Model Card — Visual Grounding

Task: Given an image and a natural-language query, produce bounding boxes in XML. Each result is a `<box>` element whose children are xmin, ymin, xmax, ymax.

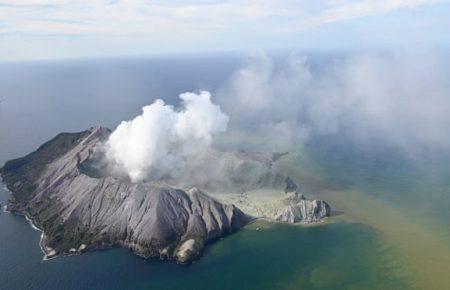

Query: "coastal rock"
<box><xmin>284</xmin><ymin>177</ymin><xmax>298</xmax><ymax>193</ymax></box>
<box><xmin>0</xmin><ymin>127</ymin><xmax>249</xmax><ymax>263</ymax></box>
<box><xmin>281</xmin><ymin>191</ymin><xmax>305</xmax><ymax>205</ymax></box>
<box><xmin>275</xmin><ymin>191</ymin><xmax>330</xmax><ymax>223</ymax></box>
<box><xmin>175</xmin><ymin>239</ymin><xmax>199</xmax><ymax>263</ymax></box>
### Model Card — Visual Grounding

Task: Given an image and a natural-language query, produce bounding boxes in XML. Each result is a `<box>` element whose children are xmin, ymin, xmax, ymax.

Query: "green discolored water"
<box><xmin>274</xmin><ymin>145</ymin><xmax>450</xmax><ymax>289</ymax></box>
<box><xmin>1</xmin><ymin>124</ymin><xmax>447</xmax><ymax>290</ymax></box>
<box><xmin>1</xmin><ymin>57</ymin><xmax>449</xmax><ymax>290</ymax></box>
<box><xmin>0</xmin><ymin>190</ymin><xmax>412</xmax><ymax>290</ymax></box>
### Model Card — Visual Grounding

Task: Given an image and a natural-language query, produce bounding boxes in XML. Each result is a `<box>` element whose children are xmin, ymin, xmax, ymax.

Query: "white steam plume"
<box><xmin>105</xmin><ymin>91</ymin><xmax>229</xmax><ymax>182</ymax></box>
<box><xmin>217</xmin><ymin>51</ymin><xmax>450</xmax><ymax>155</ymax></box>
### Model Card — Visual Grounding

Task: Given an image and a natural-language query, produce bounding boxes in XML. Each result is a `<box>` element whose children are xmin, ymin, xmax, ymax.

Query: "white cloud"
<box><xmin>0</xmin><ymin>0</ymin><xmax>448</xmax><ymax>60</ymax></box>
<box><xmin>286</xmin><ymin>0</ymin><xmax>446</xmax><ymax>32</ymax></box>
<box><xmin>0</xmin><ymin>0</ymin><xmax>445</xmax><ymax>36</ymax></box>
<box><xmin>217</xmin><ymin>51</ymin><xmax>450</xmax><ymax>154</ymax></box>
<box><xmin>105</xmin><ymin>90</ymin><xmax>229</xmax><ymax>182</ymax></box>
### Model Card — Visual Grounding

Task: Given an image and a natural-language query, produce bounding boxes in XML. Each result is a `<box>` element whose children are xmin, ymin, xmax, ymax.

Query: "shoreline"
<box><xmin>1</xmin><ymin>180</ymin><xmax>330</xmax><ymax>264</ymax></box>
<box><xmin>1</xmin><ymin>180</ymin><xmax>89</xmax><ymax>261</ymax></box>
<box><xmin>23</xmin><ymin>214</ymin><xmax>55</xmax><ymax>261</ymax></box>
<box><xmin>1</xmin><ymin>182</ymin><xmax>72</xmax><ymax>261</ymax></box>
<box><xmin>211</xmin><ymin>189</ymin><xmax>331</xmax><ymax>225</ymax></box>
<box><xmin>23</xmin><ymin>212</ymin><xmax>89</xmax><ymax>261</ymax></box>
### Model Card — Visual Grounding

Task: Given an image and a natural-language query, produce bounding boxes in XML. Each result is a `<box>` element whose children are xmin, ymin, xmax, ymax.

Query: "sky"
<box><xmin>0</xmin><ymin>0</ymin><xmax>450</xmax><ymax>61</ymax></box>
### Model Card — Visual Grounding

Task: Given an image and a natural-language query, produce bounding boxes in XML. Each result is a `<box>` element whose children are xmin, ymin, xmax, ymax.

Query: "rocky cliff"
<box><xmin>275</xmin><ymin>191</ymin><xmax>330</xmax><ymax>223</ymax></box>
<box><xmin>0</xmin><ymin>127</ymin><xmax>249</xmax><ymax>263</ymax></box>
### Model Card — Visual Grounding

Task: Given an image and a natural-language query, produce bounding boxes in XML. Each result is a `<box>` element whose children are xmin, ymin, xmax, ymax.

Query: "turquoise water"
<box><xmin>1</xmin><ymin>56</ymin><xmax>449</xmax><ymax>289</ymax></box>
<box><xmin>304</xmin><ymin>144</ymin><xmax>450</xmax><ymax>240</ymax></box>
<box><xmin>0</xmin><ymin>186</ymin><xmax>410</xmax><ymax>290</ymax></box>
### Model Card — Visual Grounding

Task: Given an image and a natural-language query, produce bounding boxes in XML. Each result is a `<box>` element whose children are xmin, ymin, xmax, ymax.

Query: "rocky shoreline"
<box><xmin>0</xmin><ymin>127</ymin><xmax>250</xmax><ymax>263</ymax></box>
<box><xmin>0</xmin><ymin>127</ymin><xmax>330</xmax><ymax>264</ymax></box>
<box><xmin>211</xmin><ymin>189</ymin><xmax>330</xmax><ymax>225</ymax></box>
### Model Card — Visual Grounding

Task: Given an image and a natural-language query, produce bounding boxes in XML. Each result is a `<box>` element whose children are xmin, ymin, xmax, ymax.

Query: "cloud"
<box><xmin>0</xmin><ymin>1</ymin><xmax>444</xmax><ymax>36</ymax></box>
<box><xmin>217</xmin><ymin>51</ymin><xmax>450</xmax><ymax>154</ymax></box>
<box><xmin>284</xmin><ymin>0</ymin><xmax>446</xmax><ymax>32</ymax></box>
<box><xmin>104</xmin><ymin>90</ymin><xmax>229</xmax><ymax>182</ymax></box>
<box><xmin>0</xmin><ymin>0</ymin><xmax>448</xmax><ymax>61</ymax></box>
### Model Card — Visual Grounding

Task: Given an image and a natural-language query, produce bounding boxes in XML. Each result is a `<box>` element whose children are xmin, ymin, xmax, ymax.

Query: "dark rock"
<box><xmin>0</xmin><ymin>127</ymin><xmax>249</xmax><ymax>263</ymax></box>
<box><xmin>284</xmin><ymin>177</ymin><xmax>298</xmax><ymax>193</ymax></box>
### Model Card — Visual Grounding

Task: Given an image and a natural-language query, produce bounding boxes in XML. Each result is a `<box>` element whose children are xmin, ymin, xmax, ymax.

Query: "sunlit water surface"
<box><xmin>1</xmin><ymin>56</ymin><xmax>449</xmax><ymax>290</ymax></box>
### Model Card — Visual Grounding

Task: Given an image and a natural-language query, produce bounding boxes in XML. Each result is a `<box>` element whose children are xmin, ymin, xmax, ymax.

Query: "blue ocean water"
<box><xmin>0</xmin><ymin>55</ymin><xmax>448</xmax><ymax>289</ymax></box>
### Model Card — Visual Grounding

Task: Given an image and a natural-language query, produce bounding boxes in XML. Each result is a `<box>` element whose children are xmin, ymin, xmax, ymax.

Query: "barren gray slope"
<box><xmin>1</xmin><ymin>127</ymin><xmax>249</xmax><ymax>263</ymax></box>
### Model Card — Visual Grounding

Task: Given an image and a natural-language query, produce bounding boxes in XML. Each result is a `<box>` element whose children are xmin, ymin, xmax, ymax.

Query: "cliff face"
<box><xmin>0</xmin><ymin>127</ymin><xmax>249</xmax><ymax>263</ymax></box>
<box><xmin>275</xmin><ymin>192</ymin><xmax>330</xmax><ymax>223</ymax></box>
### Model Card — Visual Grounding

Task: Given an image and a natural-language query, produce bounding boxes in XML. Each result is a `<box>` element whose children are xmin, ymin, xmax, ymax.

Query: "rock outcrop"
<box><xmin>284</xmin><ymin>177</ymin><xmax>298</xmax><ymax>193</ymax></box>
<box><xmin>0</xmin><ymin>127</ymin><xmax>249</xmax><ymax>263</ymax></box>
<box><xmin>275</xmin><ymin>191</ymin><xmax>330</xmax><ymax>223</ymax></box>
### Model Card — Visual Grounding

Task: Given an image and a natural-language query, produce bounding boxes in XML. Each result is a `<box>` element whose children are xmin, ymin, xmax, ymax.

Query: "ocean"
<box><xmin>1</xmin><ymin>55</ymin><xmax>449</xmax><ymax>290</ymax></box>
